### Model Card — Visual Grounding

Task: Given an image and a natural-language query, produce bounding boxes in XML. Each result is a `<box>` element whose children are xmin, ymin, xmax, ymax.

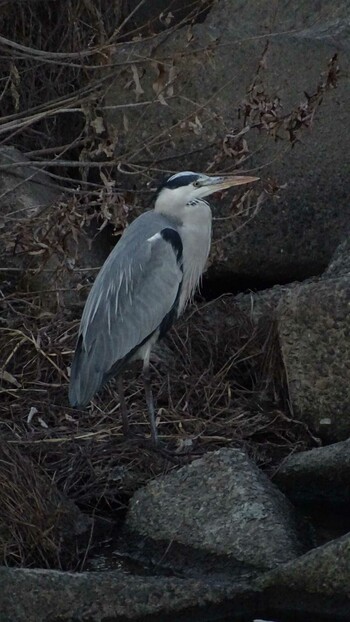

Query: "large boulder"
<box><xmin>0</xmin><ymin>146</ymin><xmax>106</xmax><ymax>308</ymax></box>
<box><xmin>231</xmin><ymin>236</ymin><xmax>350</xmax><ymax>442</ymax></box>
<box><xmin>126</xmin><ymin>448</ymin><xmax>303</xmax><ymax>570</ymax></box>
<box><xmin>234</xmin><ymin>282</ymin><xmax>303</xmax><ymax>323</ymax></box>
<box><xmin>0</xmin><ymin>145</ymin><xmax>59</xmax><ymax>214</ymax></box>
<box><xmin>277</xmin><ymin>275</ymin><xmax>350</xmax><ymax>441</ymax></box>
<box><xmin>105</xmin><ymin>0</ymin><xmax>350</xmax><ymax>284</ymax></box>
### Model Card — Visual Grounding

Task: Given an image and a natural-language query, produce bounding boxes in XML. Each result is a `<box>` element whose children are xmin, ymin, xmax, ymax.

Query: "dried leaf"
<box><xmin>28</xmin><ymin>249</ymin><xmax>46</xmax><ymax>256</ymax></box>
<box><xmin>152</xmin><ymin>62</ymin><xmax>166</xmax><ymax>96</ymax></box>
<box><xmin>167</xmin><ymin>62</ymin><xmax>177</xmax><ymax>96</ymax></box>
<box><xmin>159</xmin><ymin>11</ymin><xmax>174</xmax><ymax>26</ymax></box>
<box><xmin>100</xmin><ymin>171</ymin><xmax>115</xmax><ymax>191</ymax></box>
<box><xmin>90</xmin><ymin>116</ymin><xmax>105</xmax><ymax>135</ymax></box>
<box><xmin>27</xmin><ymin>406</ymin><xmax>38</xmax><ymax>424</ymax></box>
<box><xmin>188</xmin><ymin>115</ymin><xmax>203</xmax><ymax>135</ymax></box>
<box><xmin>10</xmin><ymin>62</ymin><xmax>20</xmax><ymax>112</ymax></box>
<box><xmin>131</xmin><ymin>64</ymin><xmax>144</xmax><ymax>99</ymax></box>
<box><xmin>157</xmin><ymin>93</ymin><xmax>168</xmax><ymax>106</ymax></box>
<box><xmin>0</xmin><ymin>370</ymin><xmax>21</xmax><ymax>387</ymax></box>
<box><xmin>187</xmin><ymin>28</ymin><xmax>194</xmax><ymax>43</ymax></box>
<box><xmin>123</xmin><ymin>113</ymin><xmax>129</xmax><ymax>133</ymax></box>
<box><xmin>258</xmin><ymin>40</ymin><xmax>269</xmax><ymax>71</ymax></box>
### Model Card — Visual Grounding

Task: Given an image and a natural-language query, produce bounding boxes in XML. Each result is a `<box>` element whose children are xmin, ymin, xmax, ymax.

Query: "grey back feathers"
<box><xmin>68</xmin><ymin>170</ymin><xmax>258</xmax><ymax>436</ymax></box>
<box><xmin>69</xmin><ymin>212</ymin><xmax>183</xmax><ymax>407</ymax></box>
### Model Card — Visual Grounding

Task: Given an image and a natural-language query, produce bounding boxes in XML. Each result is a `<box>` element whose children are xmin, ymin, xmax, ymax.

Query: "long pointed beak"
<box><xmin>205</xmin><ymin>175</ymin><xmax>259</xmax><ymax>192</ymax></box>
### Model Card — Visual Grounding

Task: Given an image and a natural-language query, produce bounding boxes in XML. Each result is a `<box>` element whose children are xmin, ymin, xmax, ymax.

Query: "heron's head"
<box><xmin>154</xmin><ymin>171</ymin><xmax>259</xmax><ymax>218</ymax></box>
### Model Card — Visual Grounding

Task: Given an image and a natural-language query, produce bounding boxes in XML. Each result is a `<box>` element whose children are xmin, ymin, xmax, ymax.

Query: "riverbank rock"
<box><xmin>273</xmin><ymin>439</ymin><xmax>350</xmax><ymax>505</ymax></box>
<box><xmin>234</xmin><ymin>282</ymin><xmax>301</xmax><ymax>324</ymax></box>
<box><xmin>231</xmin><ymin>236</ymin><xmax>350</xmax><ymax>442</ymax></box>
<box><xmin>0</xmin><ymin>565</ymin><xmax>254</xmax><ymax>622</ymax></box>
<box><xmin>0</xmin><ymin>146</ymin><xmax>60</xmax><ymax>297</ymax></box>
<box><xmin>105</xmin><ymin>0</ymin><xmax>350</xmax><ymax>284</ymax></box>
<box><xmin>324</xmin><ymin>237</ymin><xmax>350</xmax><ymax>278</ymax></box>
<box><xmin>0</xmin><ymin>145</ymin><xmax>59</xmax><ymax>214</ymax></box>
<box><xmin>0</xmin><ymin>146</ymin><xmax>107</xmax><ymax>309</ymax></box>
<box><xmin>126</xmin><ymin>448</ymin><xmax>303</xmax><ymax>570</ymax></box>
<box><xmin>277</xmin><ymin>275</ymin><xmax>350</xmax><ymax>442</ymax></box>
<box><xmin>259</xmin><ymin>532</ymin><xmax>350</xmax><ymax>598</ymax></box>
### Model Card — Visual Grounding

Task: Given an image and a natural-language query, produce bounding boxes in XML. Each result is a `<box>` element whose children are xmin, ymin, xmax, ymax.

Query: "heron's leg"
<box><xmin>142</xmin><ymin>357</ymin><xmax>158</xmax><ymax>445</ymax></box>
<box><xmin>117</xmin><ymin>375</ymin><xmax>129</xmax><ymax>437</ymax></box>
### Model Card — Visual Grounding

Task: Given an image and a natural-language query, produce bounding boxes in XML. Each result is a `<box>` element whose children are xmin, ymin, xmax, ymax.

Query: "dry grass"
<box><xmin>0</xmin><ymin>442</ymin><xmax>90</xmax><ymax>569</ymax></box>
<box><xmin>1</xmin><ymin>288</ymin><xmax>313</xmax><ymax>570</ymax></box>
<box><xmin>0</xmin><ymin>285</ymin><xmax>312</xmax><ymax>508</ymax></box>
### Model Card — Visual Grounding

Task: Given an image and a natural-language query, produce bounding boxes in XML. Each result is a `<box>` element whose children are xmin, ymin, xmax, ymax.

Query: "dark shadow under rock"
<box><xmin>273</xmin><ymin>439</ymin><xmax>350</xmax><ymax>506</ymax></box>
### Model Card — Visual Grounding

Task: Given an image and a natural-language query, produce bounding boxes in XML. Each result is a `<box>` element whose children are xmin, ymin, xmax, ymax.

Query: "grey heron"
<box><xmin>69</xmin><ymin>171</ymin><xmax>258</xmax><ymax>444</ymax></box>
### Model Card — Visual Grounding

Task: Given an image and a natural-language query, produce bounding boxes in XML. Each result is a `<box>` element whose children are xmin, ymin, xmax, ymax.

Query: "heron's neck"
<box><xmin>178</xmin><ymin>200</ymin><xmax>212</xmax><ymax>313</ymax></box>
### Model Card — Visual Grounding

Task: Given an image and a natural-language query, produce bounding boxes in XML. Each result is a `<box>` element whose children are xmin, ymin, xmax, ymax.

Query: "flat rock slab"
<box><xmin>0</xmin><ymin>565</ymin><xmax>253</xmax><ymax>622</ymax></box>
<box><xmin>274</xmin><ymin>439</ymin><xmax>350</xmax><ymax>504</ymax></box>
<box><xmin>126</xmin><ymin>448</ymin><xmax>303</xmax><ymax>569</ymax></box>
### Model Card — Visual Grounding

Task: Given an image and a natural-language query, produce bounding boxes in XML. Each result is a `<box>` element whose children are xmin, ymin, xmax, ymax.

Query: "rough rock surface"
<box><xmin>230</xmin><ymin>237</ymin><xmax>350</xmax><ymax>441</ymax></box>
<box><xmin>0</xmin><ymin>565</ymin><xmax>252</xmax><ymax>622</ymax></box>
<box><xmin>126</xmin><ymin>448</ymin><xmax>303</xmax><ymax>569</ymax></box>
<box><xmin>325</xmin><ymin>237</ymin><xmax>350</xmax><ymax>278</ymax></box>
<box><xmin>0</xmin><ymin>146</ymin><xmax>106</xmax><ymax>307</ymax></box>
<box><xmin>106</xmin><ymin>1</ymin><xmax>350</xmax><ymax>284</ymax></box>
<box><xmin>0</xmin><ymin>146</ymin><xmax>60</xmax><ymax>294</ymax></box>
<box><xmin>233</xmin><ymin>230</ymin><xmax>350</xmax><ymax>323</ymax></box>
<box><xmin>259</xmin><ymin>532</ymin><xmax>350</xmax><ymax>597</ymax></box>
<box><xmin>277</xmin><ymin>275</ymin><xmax>350</xmax><ymax>441</ymax></box>
<box><xmin>234</xmin><ymin>282</ymin><xmax>302</xmax><ymax>323</ymax></box>
<box><xmin>0</xmin><ymin>145</ymin><xmax>59</xmax><ymax>214</ymax></box>
<box><xmin>274</xmin><ymin>439</ymin><xmax>350</xmax><ymax>505</ymax></box>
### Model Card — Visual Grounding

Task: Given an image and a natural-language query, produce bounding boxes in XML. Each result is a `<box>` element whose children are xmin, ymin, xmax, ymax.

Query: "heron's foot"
<box><xmin>130</xmin><ymin>436</ymin><xmax>192</xmax><ymax>464</ymax></box>
<box><xmin>120</xmin><ymin>426</ymin><xmax>192</xmax><ymax>463</ymax></box>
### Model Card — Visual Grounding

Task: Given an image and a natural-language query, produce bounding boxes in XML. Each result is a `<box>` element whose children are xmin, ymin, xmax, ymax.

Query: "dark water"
<box><xmin>127</xmin><ymin>601</ymin><xmax>350</xmax><ymax>622</ymax></box>
<box><xmin>143</xmin><ymin>596</ymin><xmax>350</xmax><ymax>622</ymax></box>
<box><xmin>198</xmin><ymin>610</ymin><xmax>350</xmax><ymax>622</ymax></box>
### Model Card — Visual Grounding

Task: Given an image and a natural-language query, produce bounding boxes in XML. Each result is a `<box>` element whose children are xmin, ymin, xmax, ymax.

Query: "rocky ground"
<box><xmin>1</xmin><ymin>1</ymin><xmax>350</xmax><ymax>621</ymax></box>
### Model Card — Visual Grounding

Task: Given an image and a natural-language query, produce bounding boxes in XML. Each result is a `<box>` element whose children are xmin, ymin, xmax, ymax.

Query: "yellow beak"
<box><xmin>205</xmin><ymin>175</ymin><xmax>260</xmax><ymax>192</ymax></box>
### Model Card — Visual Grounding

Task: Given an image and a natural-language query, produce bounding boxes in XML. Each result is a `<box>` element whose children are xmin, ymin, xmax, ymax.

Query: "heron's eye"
<box><xmin>193</xmin><ymin>180</ymin><xmax>201</xmax><ymax>188</ymax></box>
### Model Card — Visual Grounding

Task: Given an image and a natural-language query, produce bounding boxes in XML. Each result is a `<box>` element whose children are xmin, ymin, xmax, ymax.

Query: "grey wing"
<box><xmin>69</xmin><ymin>227</ymin><xmax>183</xmax><ymax>407</ymax></box>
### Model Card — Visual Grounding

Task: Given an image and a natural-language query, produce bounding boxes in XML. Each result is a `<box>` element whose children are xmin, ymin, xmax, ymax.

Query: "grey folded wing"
<box><xmin>69</xmin><ymin>226</ymin><xmax>183</xmax><ymax>407</ymax></box>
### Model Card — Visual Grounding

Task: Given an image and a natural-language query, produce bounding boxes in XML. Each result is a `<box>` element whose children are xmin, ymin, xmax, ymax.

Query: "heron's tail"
<box><xmin>68</xmin><ymin>336</ymin><xmax>103</xmax><ymax>408</ymax></box>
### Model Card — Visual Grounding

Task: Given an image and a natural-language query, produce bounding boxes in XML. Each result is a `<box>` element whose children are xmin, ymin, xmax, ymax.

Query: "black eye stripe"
<box><xmin>162</xmin><ymin>173</ymin><xmax>200</xmax><ymax>190</ymax></box>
